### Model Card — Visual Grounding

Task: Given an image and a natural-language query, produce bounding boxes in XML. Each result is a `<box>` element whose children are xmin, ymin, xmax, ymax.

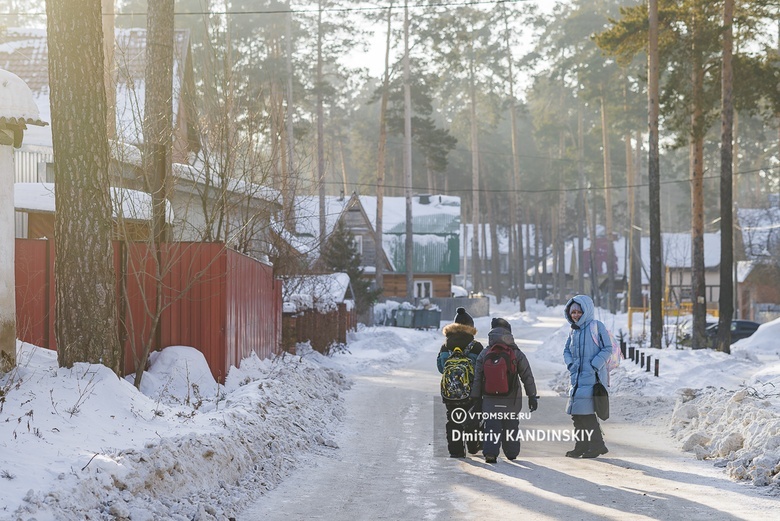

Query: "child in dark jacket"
<box><xmin>437</xmin><ymin>307</ymin><xmax>484</xmax><ymax>457</ymax></box>
<box><xmin>471</xmin><ymin>317</ymin><xmax>538</xmax><ymax>463</ymax></box>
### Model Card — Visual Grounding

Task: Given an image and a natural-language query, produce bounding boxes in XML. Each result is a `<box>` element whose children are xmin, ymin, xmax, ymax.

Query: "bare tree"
<box><xmin>46</xmin><ymin>0</ymin><xmax>121</xmax><ymax>372</ymax></box>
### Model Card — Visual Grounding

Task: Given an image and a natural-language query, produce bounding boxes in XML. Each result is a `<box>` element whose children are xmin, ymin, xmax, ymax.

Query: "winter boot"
<box><xmin>581</xmin><ymin>445</ymin><xmax>609</xmax><ymax>458</ymax></box>
<box><xmin>565</xmin><ymin>439</ymin><xmax>588</xmax><ymax>458</ymax></box>
<box><xmin>580</xmin><ymin>414</ymin><xmax>608</xmax><ymax>458</ymax></box>
<box><xmin>485</xmin><ymin>454</ymin><xmax>497</xmax><ymax>464</ymax></box>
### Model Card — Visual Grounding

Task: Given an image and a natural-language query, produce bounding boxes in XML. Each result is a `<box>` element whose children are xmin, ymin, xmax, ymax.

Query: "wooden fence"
<box><xmin>15</xmin><ymin>239</ymin><xmax>282</xmax><ymax>382</ymax></box>
<box><xmin>282</xmin><ymin>303</ymin><xmax>356</xmax><ymax>354</ymax></box>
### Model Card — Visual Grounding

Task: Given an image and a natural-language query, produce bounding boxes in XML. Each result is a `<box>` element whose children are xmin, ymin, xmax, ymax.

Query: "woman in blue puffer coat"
<box><xmin>563</xmin><ymin>294</ymin><xmax>612</xmax><ymax>458</ymax></box>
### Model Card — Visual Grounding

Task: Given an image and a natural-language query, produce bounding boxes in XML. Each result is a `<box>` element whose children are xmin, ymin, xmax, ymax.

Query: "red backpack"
<box><xmin>482</xmin><ymin>343</ymin><xmax>518</xmax><ymax>396</ymax></box>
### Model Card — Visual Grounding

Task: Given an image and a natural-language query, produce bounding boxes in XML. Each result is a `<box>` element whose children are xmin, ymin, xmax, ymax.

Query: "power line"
<box><xmin>328</xmin><ymin>163</ymin><xmax>780</xmax><ymax>195</ymax></box>
<box><xmin>0</xmin><ymin>0</ymin><xmax>527</xmax><ymax>17</ymax></box>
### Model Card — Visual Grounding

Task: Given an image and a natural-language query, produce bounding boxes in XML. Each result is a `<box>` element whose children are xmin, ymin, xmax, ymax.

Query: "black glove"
<box><xmin>528</xmin><ymin>395</ymin><xmax>538</xmax><ymax>412</ymax></box>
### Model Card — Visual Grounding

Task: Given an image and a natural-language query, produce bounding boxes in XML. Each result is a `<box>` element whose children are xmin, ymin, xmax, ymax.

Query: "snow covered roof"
<box><xmin>14</xmin><ymin>182</ymin><xmax>175</xmax><ymax>224</ymax></box>
<box><xmin>282</xmin><ymin>272</ymin><xmax>353</xmax><ymax>313</ymax></box>
<box><xmin>293</xmin><ymin>193</ymin><xmax>462</xmax><ymax>267</ymax></box>
<box><xmin>0</xmin><ymin>27</ymin><xmax>191</xmax><ymax>148</ymax></box>
<box><xmin>171</xmin><ymin>162</ymin><xmax>280</xmax><ymax>204</ymax></box>
<box><xmin>528</xmin><ymin>232</ymin><xmax>723</xmax><ymax>283</ymax></box>
<box><xmin>0</xmin><ymin>68</ymin><xmax>46</xmax><ymax>128</ymax></box>
<box><xmin>294</xmin><ymin>194</ymin><xmax>461</xmax><ymax>238</ymax></box>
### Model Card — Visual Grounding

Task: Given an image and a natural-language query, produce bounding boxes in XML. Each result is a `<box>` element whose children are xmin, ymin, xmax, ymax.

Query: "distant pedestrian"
<box><xmin>471</xmin><ymin>317</ymin><xmax>538</xmax><ymax>464</ymax></box>
<box><xmin>438</xmin><ymin>307</ymin><xmax>484</xmax><ymax>457</ymax></box>
<box><xmin>563</xmin><ymin>295</ymin><xmax>612</xmax><ymax>458</ymax></box>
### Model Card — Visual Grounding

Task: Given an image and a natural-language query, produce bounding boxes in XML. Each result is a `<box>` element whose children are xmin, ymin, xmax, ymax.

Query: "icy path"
<box><xmin>239</xmin><ymin>316</ymin><xmax>778</xmax><ymax>520</ymax></box>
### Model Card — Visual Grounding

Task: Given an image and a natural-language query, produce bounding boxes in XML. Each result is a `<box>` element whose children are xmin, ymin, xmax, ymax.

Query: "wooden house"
<box><xmin>293</xmin><ymin>193</ymin><xmax>462</xmax><ymax>300</ymax></box>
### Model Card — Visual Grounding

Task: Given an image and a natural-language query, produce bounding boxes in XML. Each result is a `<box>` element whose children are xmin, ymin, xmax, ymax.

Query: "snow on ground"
<box><xmin>1</xmin><ymin>342</ymin><xmax>349</xmax><ymax>521</ymax></box>
<box><xmin>2</xmin><ymin>298</ymin><xmax>779</xmax><ymax>521</ymax></box>
<box><xmin>499</xmin><ymin>294</ymin><xmax>780</xmax><ymax>492</ymax></box>
<box><xmin>0</xmin><ymin>325</ymin><xmax>439</xmax><ymax>521</ymax></box>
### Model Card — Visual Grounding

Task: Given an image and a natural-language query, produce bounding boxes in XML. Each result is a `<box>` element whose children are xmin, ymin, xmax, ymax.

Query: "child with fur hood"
<box><xmin>437</xmin><ymin>307</ymin><xmax>484</xmax><ymax>457</ymax></box>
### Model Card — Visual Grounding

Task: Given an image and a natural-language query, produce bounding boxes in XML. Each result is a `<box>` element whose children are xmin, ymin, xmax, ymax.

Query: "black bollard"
<box><xmin>620</xmin><ymin>340</ymin><xmax>626</xmax><ymax>359</ymax></box>
<box><xmin>646</xmin><ymin>355</ymin><xmax>652</xmax><ymax>372</ymax></box>
<box><xmin>654</xmin><ymin>358</ymin><xmax>659</xmax><ymax>377</ymax></box>
<box><xmin>629</xmin><ymin>346</ymin><xmax>635</xmax><ymax>361</ymax></box>
<box><xmin>641</xmin><ymin>352</ymin><xmax>645</xmax><ymax>366</ymax></box>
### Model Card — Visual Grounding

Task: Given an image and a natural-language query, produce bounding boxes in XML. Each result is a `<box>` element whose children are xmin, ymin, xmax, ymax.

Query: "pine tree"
<box><xmin>321</xmin><ymin>221</ymin><xmax>381</xmax><ymax>314</ymax></box>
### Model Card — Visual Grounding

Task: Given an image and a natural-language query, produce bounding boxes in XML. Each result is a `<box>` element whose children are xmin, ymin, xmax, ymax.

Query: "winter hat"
<box><xmin>491</xmin><ymin>317</ymin><xmax>512</xmax><ymax>332</ymax></box>
<box><xmin>488</xmin><ymin>327</ymin><xmax>515</xmax><ymax>347</ymax></box>
<box><xmin>454</xmin><ymin>307</ymin><xmax>474</xmax><ymax>327</ymax></box>
<box><xmin>570</xmin><ymin>302</ymin><xmax>582</xmax><ymax>313</ymax></box>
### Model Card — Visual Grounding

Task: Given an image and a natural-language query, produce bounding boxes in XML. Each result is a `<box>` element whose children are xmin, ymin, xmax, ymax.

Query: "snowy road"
<box><xmin>238</xmin><ymin>316</ymin><xmax>778</xmax><ymax>520</ymax></box>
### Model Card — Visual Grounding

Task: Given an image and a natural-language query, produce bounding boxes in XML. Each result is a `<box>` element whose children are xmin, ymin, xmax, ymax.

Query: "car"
<box><xmin>704</xmin><ymin>320</ymin><xmax>760</xmax><ymax>344</ymax></box>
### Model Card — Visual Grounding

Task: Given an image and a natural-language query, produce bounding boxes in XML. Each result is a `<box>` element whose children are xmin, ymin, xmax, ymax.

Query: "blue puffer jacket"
<box><xmin>563</xmin><ymin>295</ymin><xmax>612</xmax><ymax>415</ymax></box>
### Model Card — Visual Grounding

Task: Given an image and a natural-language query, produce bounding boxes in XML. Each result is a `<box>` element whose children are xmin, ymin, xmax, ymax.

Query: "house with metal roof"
<box><xmin>293</xmin><ymin>193</ymin><xmax>462</xmax><ymax>300</ymax></box>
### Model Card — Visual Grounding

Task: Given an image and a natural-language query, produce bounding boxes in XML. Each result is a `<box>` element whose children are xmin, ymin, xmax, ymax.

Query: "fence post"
<box><xmin>646</xmin><ymin>355</ymin><xmax>652</xmax><ymax>372</ymax></box>
<box><xmin>620</xmin><ymin>339</ymin><xmax>626</xmax><ymax>359</ymax></box>
<box><xmin>654</xmin><ymin>358</ymin><xmax>659</xmax><ymax>377</ymax></box>
<box><xmin>641</xmin><ymin>352</ymin><xmax>645</xmax><ymax>366</ymax></box>
<box><xmin>628</xmin><ymin>346</ymin><xmax>635</xmax><ymax>362</ymax></box>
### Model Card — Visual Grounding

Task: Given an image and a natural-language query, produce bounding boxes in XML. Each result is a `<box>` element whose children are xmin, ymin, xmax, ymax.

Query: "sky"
<box><xmin>349</xmin><ymin>0</ymin><xmax>559</xmax><ymax>80</ymax></box>
<box><xmin>2</xmin><ymin>297</ymin><xmax>779</xmax><ymax>519</ymax></box>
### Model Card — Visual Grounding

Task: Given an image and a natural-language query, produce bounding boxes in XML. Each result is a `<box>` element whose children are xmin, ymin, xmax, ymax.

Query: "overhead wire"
<box><xmin>0</xmin><ymin>0</ymin><xmax>529</xmax><ymax>17</ymax></box>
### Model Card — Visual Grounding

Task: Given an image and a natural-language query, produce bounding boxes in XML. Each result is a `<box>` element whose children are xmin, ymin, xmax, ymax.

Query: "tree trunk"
<box><xmin>47</xmin><ymin>0</ymin><xmax>121</xmax><ymax>373</ymax></box>
<box><xmin>284</xmin><ymin>1</ymin><xmax>295</xmax><ymax>227</ymax></box>
<box><xmin>504</xmin><ymin>6</ymin><xmax>525</xmax><ymax>311</ymax></box>
<box><xmin>487</xmin><ymin>192</ymin><xmax>501</xmax><ymax>303</ymax></box>
<box><xmin>577</xmin><ymin>103</ymin><xmax>586</xmax><ymax>295</ymax></box>
<box><xmin>648</xmin><ymin>0</ymin><xmax>663</xmax><ymax>350</ymax></box>
<box><xmin>717</xmin><ymin>0</ymin><xmax>734</xmax><ymax>354</ymax></box>
<box><xmin>600</xmin><ymin>96</ymin><xmax>616</xmax><ymax>313</ymax></box>
<box><xmin>317</xmin><ymin>1</ymin><xmax>326</xmax><ymax>242</ymax></box>
<box><xmin>690</xmin><ymin>32</ymin><xmax>707</xmax><ymax>349</ymax></box>
<box><xmin>469</xmin><ymin>40</ymin><xmax>481</xmax><ymax>294</ymax></box>
<box><xmin>403</xmin><ymin>0</ymin><xmax>414</xmax><ymax>299</ymax></box>
<box><xmin>631</xmin><ymin>131</ymin><xmax>643</xmax><ymax>310</ymax></box>
<box><xmin>375</xmin><ymin>2</ymin><xmax>393</xmax><ymax>295</ymax></box>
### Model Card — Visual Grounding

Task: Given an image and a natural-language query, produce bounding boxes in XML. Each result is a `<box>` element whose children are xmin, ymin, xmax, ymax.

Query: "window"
<box><xmin>353</xmin><ymin>235</ymin><xmax>363</xmax><ymax>256</ymax></box>
<box><xmin>414</xmin><ymin>280</ymin><xmax>433</xmax><ymax>299</ymax></box>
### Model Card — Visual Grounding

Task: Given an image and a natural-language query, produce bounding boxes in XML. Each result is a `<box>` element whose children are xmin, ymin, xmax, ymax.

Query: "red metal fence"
<box><xmin>15</xmin><ymin>239</ymin><xmax>282</xmax><ymax>382</ymax></box>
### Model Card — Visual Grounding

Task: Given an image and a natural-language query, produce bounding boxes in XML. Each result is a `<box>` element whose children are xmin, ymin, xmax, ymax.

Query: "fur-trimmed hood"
<box><xmin>442</xmin><ymin>322</ymin><xmax>477</xmax><ymax>338</ymax></box>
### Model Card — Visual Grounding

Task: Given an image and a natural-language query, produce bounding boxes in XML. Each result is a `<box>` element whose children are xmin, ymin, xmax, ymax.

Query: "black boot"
<box><xmin>566</xmin><ymin>415</ymin><xmax>588</xmax><ymax>457</ymax></box>
<box><xmin>566</xmin><ymin>440</ymin><xmax>588</xmax><ymax>458</ymax></box>
<box><xmin>580</xmin><ymin>414</ymin><xmax>608</xmax><ymax>458</ymax></box>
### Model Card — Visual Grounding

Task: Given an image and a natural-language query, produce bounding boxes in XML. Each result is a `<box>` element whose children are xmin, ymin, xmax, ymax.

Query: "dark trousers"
<box><xmin>572</xmin><ymin>414</ymin><xmax>606</xmax><ymax>450</ymax></box>
<box><xmin>445</xmin><ymin>401</ymin><xmax>481</xmax><ymax>456</ymax></box>
<box><xmin>483</xmin><ymin>416</ymin><xmax>520</xmax><ymax>459</ymax></box>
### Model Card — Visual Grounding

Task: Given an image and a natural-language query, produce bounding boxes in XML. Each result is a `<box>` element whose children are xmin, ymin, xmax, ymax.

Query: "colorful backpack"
<box><xmin>482</xmin><ymin>343</ymin><xmax>518</xmax><ymax>396</ymax></box>
<box><xmin>440</xmin><ymin>347</ymin><xmax>474</xmax><ymax>401</ymax></box>
<box><xmin>589</xmin><ymin>321</ymin><xmax>623</xmax><ymax>372</ymax></box>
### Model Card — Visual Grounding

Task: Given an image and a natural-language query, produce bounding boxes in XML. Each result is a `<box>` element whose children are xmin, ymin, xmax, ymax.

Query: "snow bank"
<box><xmin>1</xmin><ymin>343</ymin><xmax>349</xmax><ymax>520</ymax></box>
<box><xmin>670</xmin><ymin>387</ymin><xmax>780</xmax><ymax>487</ymax></box>
<box><xmin>298</xmin><ymin>325</ymin><xmax>440</xmax><ymax>375</ymax></box>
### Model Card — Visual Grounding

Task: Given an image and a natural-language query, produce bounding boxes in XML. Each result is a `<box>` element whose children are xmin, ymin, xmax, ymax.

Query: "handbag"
<box><xmin>593</xmin><ymin>372</ymin><xmax>609</xmax><ymax>421</ymax></box>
